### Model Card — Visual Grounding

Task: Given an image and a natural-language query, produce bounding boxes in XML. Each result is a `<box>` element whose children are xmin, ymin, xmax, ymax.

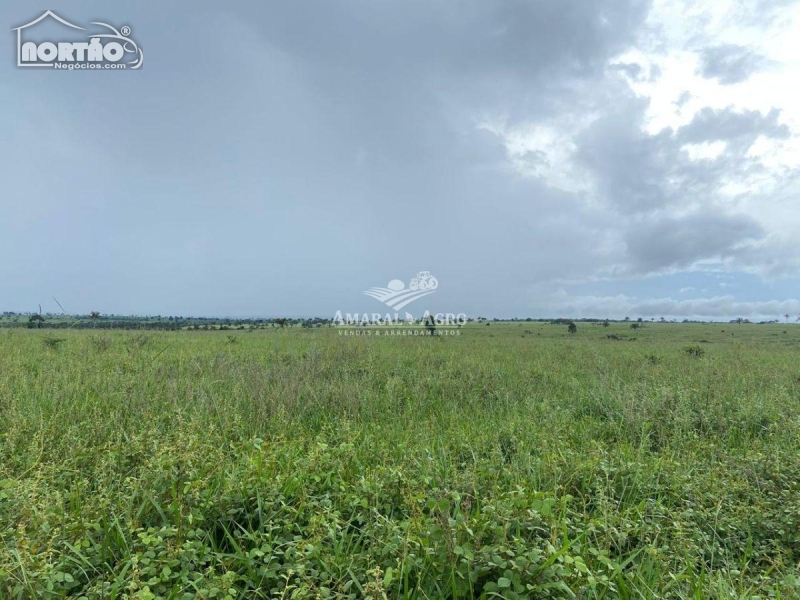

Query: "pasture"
<box><xmin>1</xmin><ymin>322</ymin><xmax>799</xmax><ymax>598</ymax></box>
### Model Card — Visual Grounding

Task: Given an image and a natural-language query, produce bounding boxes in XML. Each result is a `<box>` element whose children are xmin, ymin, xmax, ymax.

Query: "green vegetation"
<box><xmin>0</xmin><ymin>312</ymin><xmax>330</xmax><ymax>331</ymax></box>
<box><xmin>1</xmin><ymin>323</ymin><xmax>800</xmax><ymax>598</ymax></box>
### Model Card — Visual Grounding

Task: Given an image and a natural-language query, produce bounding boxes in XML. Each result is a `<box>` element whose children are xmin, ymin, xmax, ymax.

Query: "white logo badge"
<box><xmin>13</xmin><ymin>11</ymin><xmax>143</xmax><ymax>70</ymax></box>
<box><xmin>364</xmin><ymin>271</ymin><xmax>439</xmax><ymax>310</ymax></box>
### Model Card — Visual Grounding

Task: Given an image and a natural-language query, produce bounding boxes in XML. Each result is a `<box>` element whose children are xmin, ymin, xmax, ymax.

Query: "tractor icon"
<box><xmin>409</xmin><ymin>271</ymin><xmax>438</xmax><ymax>291</ymax></box>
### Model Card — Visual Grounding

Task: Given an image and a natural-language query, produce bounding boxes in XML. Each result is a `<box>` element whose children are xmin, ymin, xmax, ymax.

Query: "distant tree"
<box><xmin>785</xmin><ymin>314</ymin><xmax>790</xmax><ymax>324</ymax></box>
<box><xmin>425</xmin><ymin>314</ymin><xmax>436</xmax><ymax>335</ymax></box>
<box><xmin>567</xmin><ymin>322</ymin><xmax>577</xmax><ymax>334</ymax></box>
<box><xmin>28</xmin><ymin>314</ymin><xmax>45</xmax><ymax>329</ymax></box>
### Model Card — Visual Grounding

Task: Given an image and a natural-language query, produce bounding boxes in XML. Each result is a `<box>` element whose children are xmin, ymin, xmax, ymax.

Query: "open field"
<box><xmin>1</xmin><ymin>323</ymin><xmax>800</xmax><ymax>598</ymax></box>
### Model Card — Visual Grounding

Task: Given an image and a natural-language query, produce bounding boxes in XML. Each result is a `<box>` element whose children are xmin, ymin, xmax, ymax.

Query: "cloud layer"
<box><xmin>1</xmin><ymin>0</ymin><xmax>798</xmax><ymax>319</ymax></box>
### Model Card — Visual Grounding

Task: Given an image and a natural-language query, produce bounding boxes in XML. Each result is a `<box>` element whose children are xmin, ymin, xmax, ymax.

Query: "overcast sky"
<box><xmin>2</xmin><ymin>1</ymin><xmax>799</xmax><ymax>320</ymax></box>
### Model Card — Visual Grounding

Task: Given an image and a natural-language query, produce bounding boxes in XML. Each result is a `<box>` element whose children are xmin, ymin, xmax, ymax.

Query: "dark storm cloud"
<box><xmin>0</xmin><ymin>0</ymin><xmax>798</xmax><ymax>319</ymax></box>
<box><xmin>236</xmin><ymin>0</ymin><xmax>651</xmax><ymax>80</ymax></box>
<box><xmin>625</xmin><ymin>210</ymin><xmax>764</xmax><ymax>273</ymax></box>
<box><xmin>0</xmin><ymin>0</ymin><xmax>653</xmax><ymax>316</ymax></box>
<box><xmin>698</xmin><ymin>44</ymin><xmax>767</xmax><ymax>84</ymax></box>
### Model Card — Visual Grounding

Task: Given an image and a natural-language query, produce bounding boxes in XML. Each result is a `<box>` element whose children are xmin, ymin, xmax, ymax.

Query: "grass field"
<box><xmin>1</xmin><ymin>323</ymin><xmax>799</xmax><ymax>598</ymax></box>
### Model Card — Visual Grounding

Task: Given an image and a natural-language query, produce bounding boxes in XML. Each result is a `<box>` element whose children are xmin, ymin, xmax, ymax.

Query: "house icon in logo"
<box><xmin>12</xmin><ymin>11</ymin><xmax>85</xmax><ymax>67</ymax></box>
<box><xmin>12</xmin><ymin>10</ymin><xmax>143</xmax><ymax>69</ymax></box>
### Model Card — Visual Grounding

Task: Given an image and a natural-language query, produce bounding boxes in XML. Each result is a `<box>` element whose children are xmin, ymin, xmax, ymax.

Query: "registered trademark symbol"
<box><xmin>121</xmin><ymin>26</ymin><xmax>131</xmax><ymax>36</ymax></box>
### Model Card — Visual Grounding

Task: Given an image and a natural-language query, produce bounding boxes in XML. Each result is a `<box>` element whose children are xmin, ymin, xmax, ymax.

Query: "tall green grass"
<box><xmin>1</xmin><ymin>323</ymin><xmax>799</xmax><ymax>598</ymax></box>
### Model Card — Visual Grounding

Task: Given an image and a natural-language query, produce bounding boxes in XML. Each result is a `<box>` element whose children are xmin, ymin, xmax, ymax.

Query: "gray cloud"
<box><xmin>625</xmin><ymin>210</ymin><xmax>764</xmax><ymax>273</ymax></box>
<box><xmin>677</xmin><ymin>106</ymin><xmax>789</xmax><ymax>147</ymax></box>
<box><xmin>0</xmin><ymin>0</ymin><xmax>654</xmax><ymax>317</ymax></box>
<box><xmin>0</xmin><ymin>0</ymin><xmax>798</xmax><ymax>319</ymax></box>
<box><xmin>575</xmin><ymin>96</ymin><xmax>674</xmax><ymax>213</ymax></box>
<box><xmin>564</xmin><ymin>95</ymin><xmax>794</xmax><ymax>279</ymax></box>
<box><xmin>610</xmin><ymin>62</ymin><xmax>644</xmax><ymax>80</ymax></box>
<box><xmin>698</xmin><ymin>44</ymin><xmax>767</xmax><ymax>85</ymax></box>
